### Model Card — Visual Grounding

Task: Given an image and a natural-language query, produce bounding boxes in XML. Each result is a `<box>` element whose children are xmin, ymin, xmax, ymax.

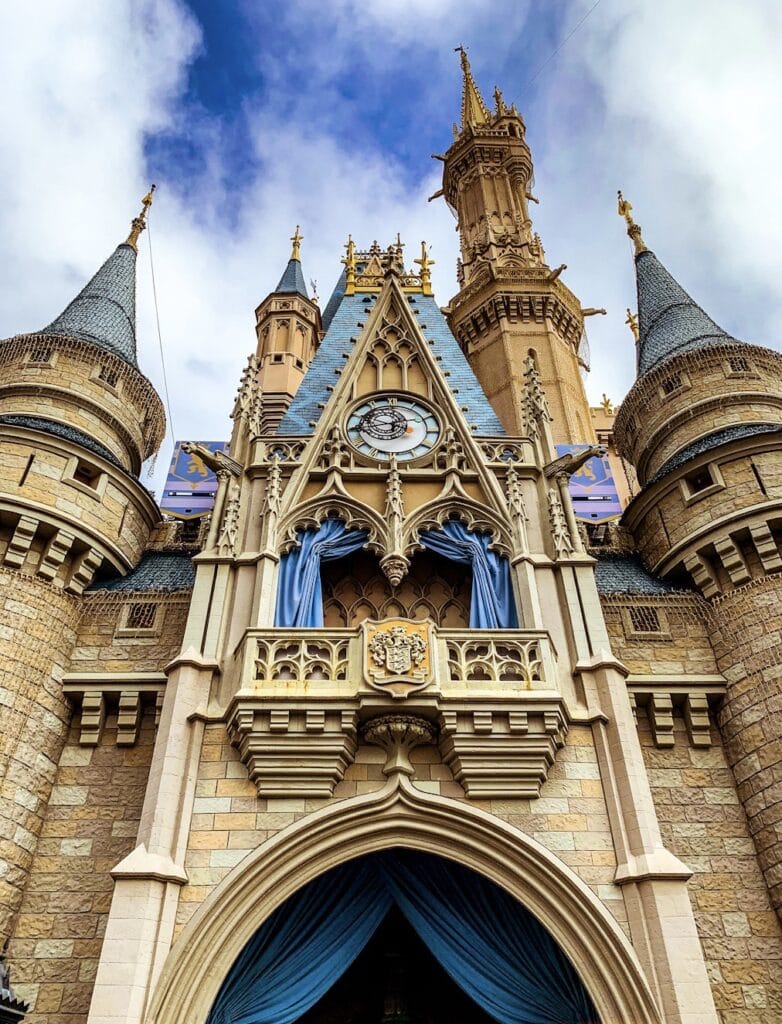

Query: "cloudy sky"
<box><xmin>1</xmin><ymin>0</ymin><xmax>780</xmax><ymax>495</ymax></box>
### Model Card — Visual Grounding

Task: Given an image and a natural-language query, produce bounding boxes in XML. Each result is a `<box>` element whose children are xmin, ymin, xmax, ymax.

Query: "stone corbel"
<box><xmin>626</xmin><ymin>675</ymin><xmax>726</xmax><ymax>748</ymax></box>
<box><xmin>62</xmin><ymin>673</ymin><xmax>167</xmax><ymax>746</ymax></box>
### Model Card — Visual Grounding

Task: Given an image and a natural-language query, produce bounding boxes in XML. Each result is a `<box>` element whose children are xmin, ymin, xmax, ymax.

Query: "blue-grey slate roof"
<box><xmin>0</xmin><ymin>414</ymin><xmax>122</xmax><ymax>469</ymax></box>
<box><xmin>275</xmin><ymin>257</ymin><xmax>309</xmax><ymax>298</ymax></box>
<box><xmin>278</xmin><ymin>289</ymin><xmax>505</xmax><ymax>436</ymax></box>
<box><xmin>89</xmin><ymin>551</ymin><xmax>195</xmax><ymax>593</ymax></box>
<box><xmin>594</xmin><ymin>555</ymin><xmax>688</xmax><ymax>595</ymax></box>
<box><xmin>635</xmin><ymin>249</ymin><xmax>739</xmax><ymax>376</ymax></box>
<box><xmin>649</xmin><ymin>423</ymin><xmax>781</xmax><ymax>485</ymax></box>
<box><xmin>35</xmin><ymin>243</ymin><xmax>139</xmax><ymax>366</ymax></box>
<box><xmin>321</xmin><ymin>269</ymin><xmax>347</xmax><ymax>332</ymax></box>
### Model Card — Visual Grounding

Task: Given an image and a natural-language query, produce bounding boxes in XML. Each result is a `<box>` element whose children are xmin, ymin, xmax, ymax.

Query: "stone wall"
<box><xmin>174</xmin><ymin>722</ymin><xmax>628</xmax><ymax>943</ymax></box>
<box><xmin>0</xmin><ymin>570</ymin><xmax>80</xmax><ymax>944</ymax></box>
<box><xmin>639</xmin><ymin>708</ymin><xmax>782</xmax><ymax>1022</ymax></box>
<box><xmin>709</xmin><ymin>576</ymin><xmax>782</xmax><ymax>921</ymax></box>
<box><xmin>5</xmin><ymin>707</ymin><xmax>157</xmax><ymax>1023</ymax></box>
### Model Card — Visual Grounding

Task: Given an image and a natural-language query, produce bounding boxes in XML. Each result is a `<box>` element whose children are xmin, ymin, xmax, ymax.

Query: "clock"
<box><xmin>346</xmin><ymin>395</ymin><xmax>440</xmax><ymax>461</ymax></box>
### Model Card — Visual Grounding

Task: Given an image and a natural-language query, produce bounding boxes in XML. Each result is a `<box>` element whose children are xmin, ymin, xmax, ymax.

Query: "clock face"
<box><xmin>346</xmin><ymin>395</ymin><xmax>440</xmax><ymax>461</ymax></box>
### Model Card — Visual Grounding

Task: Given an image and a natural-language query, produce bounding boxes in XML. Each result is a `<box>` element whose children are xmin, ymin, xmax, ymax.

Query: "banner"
<box><xmin>555</xmin><ymin>444</ymin><xmax>622</xmax><ymax>523</ymax></box>
<box><xmin>160</xmin><ymin>441</ymin><xmax>229</xmax><ymax>519</ymax></box>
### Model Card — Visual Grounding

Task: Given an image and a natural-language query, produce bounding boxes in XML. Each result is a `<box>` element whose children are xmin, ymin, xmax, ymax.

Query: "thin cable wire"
<box><xmin>525</xmin><ymin>0</ymin><xmax>603</xmax><ymax>89</ymax></box>
<box><xmin>145</xmin><ymin>211</ymin><xmax>177</xmax><ymax>439</ymax></box>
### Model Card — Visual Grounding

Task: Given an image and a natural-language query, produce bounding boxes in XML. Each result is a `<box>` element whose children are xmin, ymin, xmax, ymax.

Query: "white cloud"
<box><xmin>1</xmin><ymin>0</ymin><xmax>780</xmax><ymax>506</ymax></box>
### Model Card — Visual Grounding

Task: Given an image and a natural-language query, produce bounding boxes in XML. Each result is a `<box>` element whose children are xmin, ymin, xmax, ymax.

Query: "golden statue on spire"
<box><xmin>625</xmin><ymin>307</ymin><xmax>640</xmax><ymax>342</ymax></box>
<box><xmin>617</xmin><ymin>190</ymin><xmax>647</xmax><ymax>256</ymax></box>
<box><xmin>290</xmin><ymin>225</ymin><xmax>303</xmax><ymax>261</ymax></box>
<box><xmin>125</xmin><ymin>184</ymin><xmax>156</xmax><ymax>251</ymax></box>
<box><xmin>414</xmin><ymin>241</ymin><xmax>435</xmax><ymax>295</ymax></box>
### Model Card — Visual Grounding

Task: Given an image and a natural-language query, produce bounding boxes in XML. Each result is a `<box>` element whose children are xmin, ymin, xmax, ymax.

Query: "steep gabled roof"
<box><xmin>36</xmin><ymin>243</ymin><xmax>140</xmax><ymax>366</ymax></box>
<box><xmin>277</xmin><ymin>289</ymin><xmax>505</xmax><ymax>436</ymax></box>
<box><xmin>635</xmin><ymin>248</ymin><xmax>738</xmax><ymax>376</ymax></box>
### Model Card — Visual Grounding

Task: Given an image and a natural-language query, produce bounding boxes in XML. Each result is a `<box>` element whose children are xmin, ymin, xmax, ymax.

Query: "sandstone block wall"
<box><xmin>0</xmin><ymin>570</ymin><xmax>80</xmax><ymax>943</ymax></box>
<box><xmin>174</xmin><ymin>722</ymin><xmax>628</xmax><ymax>942</ymax></box>
<box><xmin>5</xmin><ymin>707</ymin><xmax>157</xmax><ymax>1023</ymax></box>
<box><xmin>709</xmin><ymin>576</ymin><xmax>782</xmax><ymax>921</ymax></box>
<box><xmin>640</xmin><ymin>709</ymin><xmax>782</xmax><ymax>1022</ymax></box>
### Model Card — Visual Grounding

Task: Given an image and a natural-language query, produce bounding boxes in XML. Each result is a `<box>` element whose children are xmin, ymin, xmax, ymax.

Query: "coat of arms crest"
<box><xmin>362</xmin><ymin>618</ymin><xmax>434</xmax><ymax>699</ymax></box>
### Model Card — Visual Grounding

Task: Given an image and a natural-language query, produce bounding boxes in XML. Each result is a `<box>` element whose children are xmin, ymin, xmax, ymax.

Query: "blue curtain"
<box><xmin>378</xmin><ymin>851</ymin><xmax>596</xmax><ymax>1024</ymax></box>
<box><xmin>207</xmin><ymin>851</ymin><xmax>597</xmax><ymax>1024</ymax></box>
<box><xmin>419</xmin><ymin>521</ymin><xmax>518</xmax><ymax>628</ymax></box>
<box><xmin>207</xmin><ymin>859</ymin><xmax>392</xmax><ymax>1024</ymax></box>
<box><xmin>275</xmin><ymin>517</ymin><xmax>369</xmax><ymax>627</ymax></box>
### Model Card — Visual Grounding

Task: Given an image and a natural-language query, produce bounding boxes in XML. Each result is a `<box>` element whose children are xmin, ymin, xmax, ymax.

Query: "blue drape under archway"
<box><xmin>419</xmin><ymin>521</ymin><xmax>518</xmax><ymax>628</ymax></box>
<box><xmin>207</xmin><ymin>850</ymin><xmax>598</xmax><ymax>1024</ymax></box>
<box><xmin>275</xmin><ymin>517</ymin><xmax>369</xmax><ymax>627</ymax></box>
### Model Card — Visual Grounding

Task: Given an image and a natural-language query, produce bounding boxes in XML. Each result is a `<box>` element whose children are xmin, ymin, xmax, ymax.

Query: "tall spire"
<box><xmin>619</xmin><ymin>199</ymin><xmax>738</xmax><ymax>376</ymax></box>
<box><xmin>125</xmin><ymin>184</ymin><xmax>156</xmax><ymax>251</ymax></box>
<box><xmin>455</xmin><ymin>45</ymin><xmax>490</xmax><ymax>130</ymax></box>
<box><xmin>274</xmin><ymin>226</ymin><xmax>309</xmax><ymax>297</ymax></box>
<box><xmin>28</xmin><ymin>192</ymin><xmax>156</xmax><ymax>367</ymax></box>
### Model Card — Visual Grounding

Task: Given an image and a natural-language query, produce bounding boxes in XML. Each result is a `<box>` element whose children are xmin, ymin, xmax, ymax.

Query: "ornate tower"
<box><xmin>0</xmin><ymin>193</ymin><xmax>165</xmax><ymax>941</ymax></box>
<box><xmin>614</xmin><ymin>199</ymin><xmax>782</xmax><ymax>917</ymax></box>
<box><xmin>440</xmin><ymin>49</ymin><xmax>600</xmax><ymax>444</ymax></box>
<box><xmin>252</xmin><ymin>227</ymin><xmax>321</xmax><ymax>432</ymax></box>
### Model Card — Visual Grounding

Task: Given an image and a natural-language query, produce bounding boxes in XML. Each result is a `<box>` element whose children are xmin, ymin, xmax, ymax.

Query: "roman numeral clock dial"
<box><xmin>345</xmin><ymin>395</ymin><xmax>440</xmax><ymax>462</ymax></box>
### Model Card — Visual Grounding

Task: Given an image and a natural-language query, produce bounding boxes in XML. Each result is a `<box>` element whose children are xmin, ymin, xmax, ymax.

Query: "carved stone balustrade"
<box><xmin>225</xmin><ymin>621</ymin><xmax>570</xmax><ymax>799</ymax></box>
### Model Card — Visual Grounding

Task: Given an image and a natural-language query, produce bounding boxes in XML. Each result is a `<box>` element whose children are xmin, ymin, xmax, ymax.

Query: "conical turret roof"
<box><xmin>37</xmin><ymin>242</ymin><xmax>140</xmax><ymax>366</ymax></box>
<box><xmin>635</xmin><ymin>248</ymin><xmax>738</xmax><ymax>376</ymax></box>
<box><xmin>275</xmin><ymin>257</ymin><xmax>309</xmax><ymax>298</ymax></box>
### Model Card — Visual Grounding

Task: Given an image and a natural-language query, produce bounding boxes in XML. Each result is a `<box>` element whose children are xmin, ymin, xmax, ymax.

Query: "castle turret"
<box><xmin>0</xmin><ymin>193</ymin><xmax>164</xmax><ymax>942</ymax></box>
<box><xmin>440</xmin><ymin>48</ymin><xmax>599</xmax><ymax>444</ymax></box>
<box><xmin>253</xmin><ymin>226</ymin><xmax>322</xmax><ymax>432</ymax></box>
<box><xmin>614</xmin><ymin>199</ymin><xmax>782</xmax><ymax>918</ymax></box>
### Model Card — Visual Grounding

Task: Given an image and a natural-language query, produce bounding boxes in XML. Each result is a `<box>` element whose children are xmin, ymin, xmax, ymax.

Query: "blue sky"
<box><xmin>1</xmin><ymin>0</ymin><xmax>781</xmax><ymax>495</ymax></box>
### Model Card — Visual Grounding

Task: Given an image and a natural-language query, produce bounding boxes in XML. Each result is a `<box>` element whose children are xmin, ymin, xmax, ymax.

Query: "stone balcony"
<box><xmin>226</xmin><ymin>621</ymin><xmax>569</xmax><ymax>801</ymax></box>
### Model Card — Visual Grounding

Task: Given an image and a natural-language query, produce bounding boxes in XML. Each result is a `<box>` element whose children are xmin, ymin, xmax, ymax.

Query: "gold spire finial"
<box><xmin>617</xmin><ymin>189</ymin><xmax>647</xmax><ymax>256</ymax></box>
<box><xmin>455</xmin><ymin>44</ymin><xmax>490</xmax><ymax>130</ymax></box>
<box><xmin>600</xmin><ymin>393</ymin><xmax>614</xmax><ymax>414</ymax></box>
<box><xmin>625</xmin><ymin>307</ymin><xmax>640</xmax><ymax>342</ymax></box>
<box><xmin>493</xmin><ymin>85</ymin><xmax>506</xmax><ymax>116</ymax></box>
<box><xmin>414</xmin><ymin>241</ymin><xmax>435</xmax><ymax>295</ymax></box>
<box><xmin>290</xmin><ymin>225</ymin><xmax>303</xmax><ymax>261</ymax></box>
<box><xmin>341</xmin><ymin>235</ymin><xmax>357</xmax><ymax>295</ymax></box>
<box><xmin>125</xmin><ymin>184</ymin><xmax>156</xmax><ymax>250</ymax></box>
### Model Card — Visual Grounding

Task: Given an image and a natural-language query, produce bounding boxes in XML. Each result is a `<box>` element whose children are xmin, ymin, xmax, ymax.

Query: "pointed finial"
<box><xmin>493</xmin><ymin>85</ymin><xmax>506</xmax><ymax>115</ymax></box>
<box><xmin>290</xmin><ymin>225</ymin><xmax>303</xmax><ymax>261</ymax></box>
<box><xmin>600</xmin><ymin>393</ymin><xmax>613</xmax><ymax>414</ymax></box>
<box><xmin>617</xmin><ymin>190</ymin><xmax>647</xmax><ymax>256</ymax></box>
<box><xmin>625</xmin><ymin>307</ymin><xmax>640</xmax><ymax>342</ymax></box>
<box><xmin>125</xmin><ymin>184</ymin><xmax>156</xmax><ymax>250</ymax></box>
<box><xmin>455</xmin><ymin>45</ymin><xmax>490</xmax><ymax>130</ymax></box>
<box><xmin>341</xmin><ymin>234</ymin><xmax>357</xmax><ymax>295</ymax></box>
<box><xmin>414</xmin><ymin>241</ymin><xmax>435</xmax><ymax>295</ymax></box>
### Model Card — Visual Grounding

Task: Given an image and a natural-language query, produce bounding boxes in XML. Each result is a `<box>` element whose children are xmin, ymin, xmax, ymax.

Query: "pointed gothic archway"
<box><xmin>145</xmin><ymin>775</ymin><xmax>662</xmax><ymax>1024</ymax></box>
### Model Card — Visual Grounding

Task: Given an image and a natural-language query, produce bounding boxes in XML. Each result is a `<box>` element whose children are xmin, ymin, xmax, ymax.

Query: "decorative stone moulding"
<box><xmin>62</xmin><ymin>672</ymin><xmax>166</xmax><ymax>746</ymax></box>
<box><xmin>626</xmin><ymin>675</ymin><xmax>726</xmax><ymax>749</ymax></box>
<box><xmin>226</xmin><ymin>619</ymin><xmax>569</xmax><ymax>799</ymax></box>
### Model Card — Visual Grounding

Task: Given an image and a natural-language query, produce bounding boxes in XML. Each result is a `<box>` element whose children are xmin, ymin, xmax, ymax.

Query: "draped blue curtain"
<box><xmin>275</xmin><ymin>518</ymin><xmax>369</xmax><ymax>627</ymax></box>
<box><xmin>377</xmin><ymin>851</ymin><xmax>596</xmax><ymax>1024</ymax></box>
<box><xmin>207</xmin><ymin>850</ymin><xmax>597</xmax><ymax>1024</ymax></box>
<box><xmin>419</xmin><ymin>521</ymin><xmax>518</xmax><ymax>628</ymax></box>
<box><xmin>207</xmin><ymin>859</ymin><xmax>392</xmax><ymax>1024</ymax></box>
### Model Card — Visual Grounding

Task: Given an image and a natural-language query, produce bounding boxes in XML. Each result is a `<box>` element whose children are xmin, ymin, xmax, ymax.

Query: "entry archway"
<box><xmin>146</xmin><ymin>775</ymin><xmax>662</xmax><ymax>1024</ymax></box>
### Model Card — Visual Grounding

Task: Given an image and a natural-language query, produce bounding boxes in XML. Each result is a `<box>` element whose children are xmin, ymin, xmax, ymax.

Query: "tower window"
<box><xmin>727</xmin><ymin>355</ymin><xmax>751</xmax><ymax>374</ymax></box>
<box><xmin>73</xmin><ymin>459</ymin><xmax>101</xmax><ymax>488</ymax></box>
<box><xmin>98</xmin><ymin>364</ymin><xmax>120</xmax><ymax>389</ymax></box>
<box><xmin>685</xmin><ymin>467</ymin><xmax>713</xmax><ymax>494</ymax></box>
<box><xmin>680</xmin><ymin>462</ymin><xmax>724</xmax><ymax>504</ymax></box>
<box><xmin>126</xmin><ymin>602</ymin><xmax>157</xmax><ymax>630</ymax></box>
<box><xmin>116</xmin><ymin>600</ymin><xmax>161</xmax><ymax>638</ymax></box>
<box><xmin>660</xmin><ymin>372</ymin><xmax>683</xmax><ymax>396</ymax></box>
<box><xmin>27</xmin><ymin>341</ymin><xmax>53</xmax><ymax>365</ymax></box>
<box><xmin>622</xmin><ymin>604</ymin><xmax>669</xmax><ymax>639</ymax></box>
